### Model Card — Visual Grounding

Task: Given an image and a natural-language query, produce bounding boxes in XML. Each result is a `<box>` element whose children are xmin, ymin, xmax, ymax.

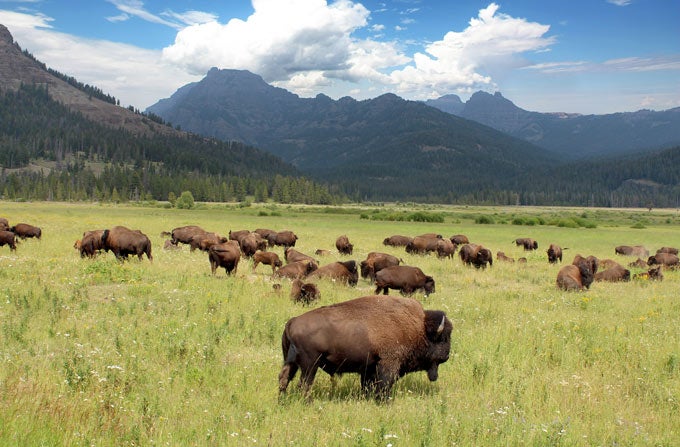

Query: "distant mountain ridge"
<box><xmin>426</xmin><ymin>91</ymin><xmax>680</xmax><ymax>159</ymax></box>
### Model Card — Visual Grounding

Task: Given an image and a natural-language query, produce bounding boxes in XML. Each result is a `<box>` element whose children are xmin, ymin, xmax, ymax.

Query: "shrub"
<box><xmin>175</xmin><ymin>191</ymin><xmax>195</xmax><ymax>209</ymax></box>
<box><xmin>475</xmin><ymin>215</ymin><xmax>495</xmax><ymax>224</ymax></box>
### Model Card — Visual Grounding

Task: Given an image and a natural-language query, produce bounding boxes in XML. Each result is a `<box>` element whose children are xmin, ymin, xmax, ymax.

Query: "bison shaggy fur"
<box><xmin>11</xmin><ymin>223</ymin><xmax>41</xmax><ymax>239</ymax></box>
<box><xmin>594</xmin><ymin>262</ymin><xmax>630</xmax><ymax>282</ymax></box>
<box><xmin>360</xmin><ymin>252</ymin><xmax>402</xmax><ymax>282</ymax></box>
<box><xmin>459</xmin><ymin>244</ymin><xmax>493</xmax><ymax>269</ymax></box>
<box><xmin>290</xmin><ymin>279</ymin><xmax>320</xmax><ymax>305</ymax></box>
<box><xmin>273</xmin><ymin>260</ymin><xmax>318</xmax><ymax>280</ymax></box>
<box><xmin>208</xmin><ymin>240</ymin><xmax>241</xmax><ymax>276</ymax></box>
<box><xmin>382</xmin><ymin>235</ymin><xmax>413</xmax><ymax>247</ymax></box>
<box><xmin>556</xmin><ymin>255</ymin><xmax>597</xmax><ymax>291</ymax></box>
<box><xmin>306</xmin><ymin>260</ymin><xmax>358</xmax><ymax>286</ymax></box>
<box><xmin>335</xmin><ymin>235</ymin><xmax>354</xmax><ymax>255</ymax></box>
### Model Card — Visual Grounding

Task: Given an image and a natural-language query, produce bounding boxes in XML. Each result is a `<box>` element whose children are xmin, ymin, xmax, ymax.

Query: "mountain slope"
<box><xmin>426</xmin><ymin>91</ymin><xmax>680</xmax><ymax>160</ymax></box>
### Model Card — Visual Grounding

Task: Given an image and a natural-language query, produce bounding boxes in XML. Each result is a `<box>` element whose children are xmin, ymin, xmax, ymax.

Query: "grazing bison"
<box><xmin>273</xmin><ymin>260</ymin><xmax>318</xmax><ymax>280</ymax></box>
<box><xmin>547</xmin><ymin>244</ymin><xmax>564</xmax><ymax>264</ymax></box>
<box><xmin>459</xmin><ymin>244</ymin><xmax>493</xmax><ymax>269</ymax></box>
<box><xmin>208</xmin><ymin>240</ymin><xmax>241</xmax><ymax>276</ymax></box>
<box><xmin>360</xmin><ymin>252</ymin><xmax>402</xmax><ymax>282</ymax></box>
<box><xmin>335</xmin><ymin>235</ymin><xmax>354</xmax><ymax>255</ymax></box>
<box><xmin>10</xmin><ymin>223</ymin><xmax>41</xmax><ymax>239</ymax></box>
<box><xmin>278</xmin><ymin>295</ymin><xmax>452</xmax><ymax>400</ymax></box>
<box><xmin>284</xmin><ymin>248</ymin><xmax>316</xmax><ymax>264</ymax></box>
<box><xmin>290</xmin><ymin>278</ymin><xmax>321</xmax><ymax>305</ymax></box>
<box><xmin>78</xmin><ymin>229</ymin><xmax>105</xmax><ymax>258</ymax></box>
<box><xmin>406</xmin><ymin>235</ymin><xmax>439</xmax><ymax>255</ymax></box>
<box><xmin>190</xmin><ymin>232</ymin><xmax>228</xmax><ymax>252</ymax></box>
<box><xmin>515</xmin><ymin>237</ymin><xmax>538</xmax><ymax>251</ymax></box>
<box><xmin>436</xmin><ymin>239</ymin><xmax>456</xmax><ymax>259</ymax></box>
<box><xmin>450</xmin><ymin>234</ymin><xmax>469</xmax><ymax>245</ymax></box>
<box><xmin>656</xmin><ymin>246</ymin><xmax>679</xmax><ymax>255</ymax></box>
<box><xmin>252</xmin><ymin>251</ymin><xmax>283</xmax><ymax>273</ymax></box>
<box><xmin>594</xmin><ymin>263</ymin><xmax>630</xmax><ymax>282</ymax></box>
<box><xmin>267</xmin><ymin>230</ymin><xmax>298</xmax><ymax>248</ymax></box>
<box><xmin>615</xmin><ymin>245</ymin><xmax>649</xmax><ymax>258</ymax></box>
<box><xmin>496</xmin><ymin>251</ymin><xmax>515</xmax><ymax>263</ymax></box>
<box><xmin>238</xmin><ymin>232</ymin><xmax>262</xmax><ymax>258</ymax></box>
<box><xmin>383</xmin><ymin>235</ymin><xmax>413</xmax><ymax>247</ymax></box>
<box><xmin>171</xmin><ymin>225</ymin><xmax>206</xmax><ymax>246</ymax></box>
<box><xmin>0</xmin><ymin>230</ymin><xmax>18</xmax><ymax>251</ymax></box>
<box><xmin>647</xmin><ymin>253</ymin><xmax>679</xmax><ymax>268</ymax></box>
<box><xmin>254</xmin><ymin>228</ymin><xmax>277</xmax><ymax>240</ymax></box>
<box><xmin>374</xmin><ymin>265</ymin><xmax>435</xmax><ymax>297</ymax></box>
<box><xmin>556</xmin><ymin>255</ymin><xmax>597</xmax><ymax>291</ymax></box>
<box><xmin>101</xmin><ymin>226</ymin><xmax>152</xmax><ymax>261</ymax></box>
<box><xmin>307</xmin><ymin>260</ymin><xmax>358</xmax><ymax>286</ymax></box>
<box><xmin>0</xmin><ymin>217</ymin><xmax>9</xmax><ymax>231</ymax></box>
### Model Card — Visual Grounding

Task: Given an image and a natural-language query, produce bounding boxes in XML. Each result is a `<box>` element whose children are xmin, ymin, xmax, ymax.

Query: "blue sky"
<box><xmin>1</xmin><ymin>0</ymin><xmax>678</xmax><ymax>114</ymax></box>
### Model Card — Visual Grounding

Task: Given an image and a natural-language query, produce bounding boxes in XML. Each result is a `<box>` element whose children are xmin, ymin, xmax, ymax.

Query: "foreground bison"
<box><xmin>208</xmin><ymin>240</ymin><xmax>241</xmax><ymax>276</ymax></box>
<box><xmin>374</xmin><ymin>265</ymin><xmax>435</xmax><ymax>296</ymax></box>
<box><xmin>11</xmin><ymin>223</ymin><xmax>41</xmax><ymax>239</ymax></box>
<box><xmin>278</xmin><ymin>295</ymin><xmax>452</xmax><ymax>400</ymax></box>
<box><xmin>101</xmin><ymin>226</ymin><xmax>152</xmax><ymax>261</ymax></box>
<box><xmin>0</xmin><ymin>230</ymin><xmax>17</xmax><ymax>251</ymax></box>
<box><xmin>556</xmin><ymin>255</ymin><xmax>597</xmax><ymax>291</ymax></box>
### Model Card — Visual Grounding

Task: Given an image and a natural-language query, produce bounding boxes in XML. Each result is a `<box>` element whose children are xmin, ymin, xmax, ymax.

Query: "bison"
<box><xmin>405</xmin><ymin>235</ymin><xmax>439</xmax><ymax>255</ymax></box>
<box><xmin>436</xmin><ymin>239</ymin><xmax>456</xmax><ymax>259</ymax></box>
<box><xmin>306</xmin><ymin>260</ymin><xmax>358</xmax><ymax>286</ymax></box>
<box><xmin>496</xmin><ymin>251</ymin><xmax>514</xmax><ymax>263</ymax></box>
<box><xmin>647</xmin><ymin>253</ymin><xmax>679</xmax><ymax>268</ymax></box>
<box><xmin>374</xmin><ymin>265</ymin><xmax>435</xmax><ymax>297</ymax></box>
<box><xmin>252</xmin><ymin>251</ymin><xmax>283</xmax><ymax>273</ymax></box>
<box><xmin>615</xmin><ymin>245</ymin><xmax>649</xmax><ymax>258</ymax></box>
<box><xmin>0</xmin><ymin>230</ymin><xmax>17</xmax><ymax>251</ymax></box>
<box><xmin>594</xmin><ymin>262</ymin><xmax>630</xmax><ymax>282</ymax></box>
<box><xmin>189</xmin><ymin>232</ymin><xmax>228</xmax><ymax>252</ymax></box>
<box><xmin>273</xmin><ymin>260</ymin><xmax>318</xmax><ymax>280</ymax></box>
<box><xmin>382</xmin><ymin>235</ymin><xmax>413</xmax><ymax>247</ymax></box>
<box><xmin>101</xmin><ymin>226</ymin><xmax>152</xmax><ymax>262</ymax></box>
<box><xmin>284</xmin><ymin>248</ymin><xmax>316</xmax><ymax>264</ymax></box>
<box><xmin>547</xmin><ymin>244</ymin><xmax>564</xmax><ymax>264</ymax></box>
<box><xmin>0</xmin><ymin>217</ymin><xmax>9</xmax><ymax>231</ymax></box>
<box><xmin>450</xmin><ymin>234</ymin><xmax>469</xmax><ymax>245</ymax></box>
<box><xmin>267</xmin><ymin>230</ymin><xmax>298</xmax><ymax>248</ymax></box>
<box><xmin>556</xmin><ymin>255</ymin><xmax>597</xmax><ymax>291</ymax></box>
<box><xmin>335</xmin><ymin>235</ymin><xmax>354</xmax><ymax>255</ymax></box>
<box><xmin>656</xmin><ymin>246</ymin><xmax>679</xmax><ymax>255</ymax></box>
<box><xmin>170</xmin><ymin>225</ymin><xmax>206</xmax><ymax>246</ymax></box>
<box><xmin>10</xmin><ymin>223</ymin><xmax>41</xmax><ymax>239</ymax></box>
<box><xmin>208</xmin><ymin>240</ymin><xmax>241</xmax><ymax>276</ymax></box>
<box><xmin>78</xmin><ymin>229</ymin><xmax>105</xmax><ymax>258</ymax></box>
<box><xmin>254</xmin><ymin>228</ymin><xmax>276</xmax><ymax>240</ymax></box>
<box><xmin>360</xmin><ymin>252</ymin><xmax>402</xmax><ymax>282</ymax></box>
<box><xmin>459</xmin><ymin>244</ymin><xmax>493</xmax><ymax>269</ymax></box>
<box><xmin>315</xmin><ymin>249</ymin><xmax>331</xmax><ymax>256</ymax></box>
<box><xmin>278</xmin><ymin>295</ymin><xmax>452</xmax><ymax>400</ymax></box>
<box><xmin>629</xmin><ymin>257</ymin><xmax>648</xmax><ymax>268</ymax></box>
<box><xmin>633</xmin><ymin>266</ymin><xmax>664</xmax><ymax>281</ymax></box>
<box><xmin>290</xmin><ymin>278</ymin><xmax>321</xmax><ymax>305</ymax></box>
<box><xmin>515</xmin><ymin>237</ymin><xmax>538</xmax><ymax>251</ymax></box>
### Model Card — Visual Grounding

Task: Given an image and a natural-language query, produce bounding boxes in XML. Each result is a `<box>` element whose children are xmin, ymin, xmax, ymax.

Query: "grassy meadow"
<box><xmin>1</xmin><ymin>201</ymin><xmax>679</xmax><ymax>446</ymax></box>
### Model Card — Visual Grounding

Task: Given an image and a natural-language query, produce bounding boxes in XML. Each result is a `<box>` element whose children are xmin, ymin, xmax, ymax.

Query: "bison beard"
<box><xmin>278</xmin><ymin>295</ymin><xmax>452</xmax><ymax>401</ymax></box>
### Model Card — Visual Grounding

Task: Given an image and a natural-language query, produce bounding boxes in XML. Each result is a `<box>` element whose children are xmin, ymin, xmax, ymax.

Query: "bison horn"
<box><xmin>437</xmin><ymin>315</ymin><xmax>446</xmax><ymax>335</ymax></box>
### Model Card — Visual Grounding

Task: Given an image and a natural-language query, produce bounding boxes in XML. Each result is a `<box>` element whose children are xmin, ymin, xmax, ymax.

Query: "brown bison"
<box><xmin>382</xmin><ymin>235</ymin><xmax>413</xmax><ymax>247</ymax></box>
<box><xmin>594</xmin><ymin>262</ymin><xmax>630</xmax><ymax>282</ymax></box>
<box><xmin>267</xmin><ymin>230</ymin><xmax>298</xmax><ymax>248</ymax></box>
<box><xmin>374</xmin><ymin>265</ymin><xmax>435</xmax><ymax>297</ymax></box>
<box><xmin>406</xmin><ymin>235</ymin><xmax>440</xmax><ymax>255</ymax></box>
<box><xmin>278</xmin><ymin>295</ymin><xmax>452</xmax><ymax>400</ymax></box>
<box><xmin>254</xmin><ymin>228</ymin><xmax>277</xmax><ymax>240</ymax></box>
<box><xmin>547</xmin><ymin>244</ymin><xmax>564</xmax><ymax>264</ymax></box>
<box><xmin>252</xmin><ymin>251</ymin><xmax>283</xmax><ymax>273</ymax></box>
<box><xmin>656</xmin><ymin>246</ymin><xmax>679</xmax><ymax>255</ymax></box>
<box><xmin>515</xmin><ymin>237</ymin><xmax>538</xmax><ymax>251</ymax></box>
<box><xmin>290</xmin><ymin>279</ymin><xmax>320</xmax><ymax>305</ymax></box>
<box><xmin>556</xmin><ymin>255</ymin><xmax>597</xmax><ymax>291</ymax></box>
<box><xmin>237</xmin><ymin>232</ymin><xmax>263</xmax><ymax>258</ymax></box>
<box><xmin>450</xmin><ymin>234</ymin><xmax>469</xmax><ymax>245</ymax></box>
<box><xmin>496</xmin><ymin>251</ymin><xmax>514</xmax><ymax>263</ymax></box>
<box><xmin>315</xmin><ymin>249</ymin><xmax>331</xmax><ymax>256</ymax></box>
<box><xmin>307</xmin><ymin>260</ymin><xmax>358</xmax><ymax>286</ymax></box>
<box><xmin>459</xmin><ymin>244</ymin><xmax>493</xmax><ymax>269</ymax></box>
<box><xmin>335</xmin><ymin>235</ymin><xmax>353</xmax><ymax>255</ymax></box>
<box><xmin>629</xmin><ymin>257</ymin><xmax>648</xmax><ymax>268</ymax></box>
<box><xmin>163</xmin><ymin>239</ymin><xmax>181</xmax><ymax>250</ymax></box>
<box><xmin>0</xmin><ymin>217</ymin><xmax>9</xmax><ymax>231</ymax></box>
<box><xmin>436</xmin><ymin>239</ymin><xmax>457</xmax><ymax>259</ymax></box>
<box><xmin>101</xmin><ymin>226</ymin><xmax>152</xmax><ymax>261</ymax></box>
<box><xmin>78</xmin><ymin>229</ymin><xmax>105</xmax><ymax>258</ymax></box>
<box><xmin>171</xmin><ymin>225</ymin><xmax>206</xmax><ymax>246</ymax></box>
<box><xmin>647</xmin><ymin>253</ymin><xmax>679</xmax><ymax>268</ymax></box>
<box><xmin>615</xmin><ymin>245</ymin><xmax>649</xmax><ymax>258</ymax></box>
<box><xmin>284</xmin><ymin>248</ymin><xmax>316</xmax><ymax>264</ymax></box>
<box><xmin>360</xmin><ymin>252</ymin><xmax>402</xmax><ymax>281</ymax></box>
<box><xmin>208</xmin><ymin>240</ymin><xmax>241</xmax><ymax>276</ymax></box>
<box><xmin>0</xmin><ymin>230</ymin><xmax>17</xmax><ymax>251</ymax></box>
<box><xmin>633</xmin><ymin>266</ymin><xmax>663</xmax><ymax>281</ymax></box>
<box><xmin>273</xmin><ymin>260</ymin><xmax>318</xmax><ymax>280</ymax></box>
<box><xmin>10</xmin><ymin>223</ymin><xmax>41</xmax><ymax>239</ymax></box>
<box><xmin>189</xmin><ymin>232</ymin><xmax>228</xmax><ymax>252</ymax></box>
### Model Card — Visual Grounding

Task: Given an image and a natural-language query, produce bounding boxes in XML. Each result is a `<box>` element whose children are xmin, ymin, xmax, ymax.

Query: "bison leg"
<box><xmin>374</xmin><ymin>363</ymin><xmax>399</xmax><ymax>401</ymax></box>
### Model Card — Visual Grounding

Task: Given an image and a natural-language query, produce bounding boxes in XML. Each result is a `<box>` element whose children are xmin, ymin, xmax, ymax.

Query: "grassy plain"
<box><xmin>0</xmin><ymin>201</ymin><xmax>679</xmax><ymax>446</ymax></box>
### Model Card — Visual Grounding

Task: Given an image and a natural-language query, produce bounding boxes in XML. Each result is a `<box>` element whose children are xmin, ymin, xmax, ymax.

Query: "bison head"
<box><xmin>424</xmin><ymin>276</ymin><xmax>436</xmax><ymax>296</ymax></box>
<box><xmin>422</xmin><ymin>311</ymin><xmax>452</xmax><ymax>381</ymax></box>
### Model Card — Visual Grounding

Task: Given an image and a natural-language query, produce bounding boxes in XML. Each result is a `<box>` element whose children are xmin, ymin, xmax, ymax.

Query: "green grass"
<box><xmin>0</xmin><ymin>201</ymin><xmax>679</xmax><ymax>446</ymax></box>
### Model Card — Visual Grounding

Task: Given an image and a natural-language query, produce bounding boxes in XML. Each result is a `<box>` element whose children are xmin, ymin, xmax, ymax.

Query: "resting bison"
<box><xmin>252</xmin><ymin>251</ymin><xmax>283</xmax><ymax>273</ymax></box>
<box><xmin>547</xmin><ymin>244</ymin><xmax>564</xmax><ymax>264</ymax></box>
<box><xmin>629</xmin><ymin>257</ymin><xmax>648</xmax><ymax>268</ymax></box>
<box><xmin>11</xmin><ymin>223</ymin><xmax>41</xmax><ymax>239</ymax></box>
<box><xmin>315</xmin><ymin>249</ymin><xmax>331</xmax><ymax>256</ymax></box>
<box><xmin>450</xmin><ymin>234</ymin><xmax>469</xmax><ymax>245</ymax></box>
<box><xmin>278</xmin><ymin>295</ymin><xmax>452</xmax><ymax>400</ymax></box>
<box><xmin>101</xmin><ymin>226</ymin><xmax>152</xmax><ymax>261</ymax></box>
<box><xmin>633</xmin><ymin>266</ymin><xmax>663</xmax><ymax>281</ymax></box>
<box><xmin>515</xmin><ymin>237</ymin><xmax>538</xmax><ymax>251</ymax></box>
<box><xmin>360</xmin><ymin>252</ymin><xmax>402</xmax><ymax>282</ymax></box>
<box><xmin>647</xmin><ymin>253</ymin><xmax>679</xmax><ymax>268</ymax></box>
<box><xmin>335</xmin><ymin>235</ymin><xmax>353</xmax><ymax>255</ymax></box>
<box><xmin>459</xmin><ymin>244</ymin><xmax>493</xmax><ymax>269</ymax></box>
<box><xmin>594</xmin><ymin>263</ymin><xmax>630</xmax><ymax>282</ymax></box>
<box><xmin>496</xmin><ymin>251</ymin><xmax>514</xmax><ymax>263</ymax></box>
<box><xmin>267</xmin><ymin>230</ymin><xmax>298</xmax><ymax>248</ymax></box>
<box><xmin>615</xmin><ymin>245</ymin><xmax>649</xmax><ymax>258</ymax></box>
<box><xmin>0</xmin><ymin>217</ymin><xmax>9</xmax><ymax>231</ymax></box>
<box><xmin>307</xmin><ymin>260</ymin><xmax>358</xmax><ymax>286</ymax></box>
<box><xmin>556</xmin><ymin>255</ymin><xmax>597</xmax><ymax>291</ymax></box>
<box><xmin>78</xmin><ymin>229</ymin><xmax>105</xmax><ymax>258</ymax></box>
<box><xmin>163</xmin><ymin>239</ymin><xmax>180</xmax><ymax>250</ymax></box>
<box><xmin>0</xmin><ymin>230</ymin><xmax>17</xmax><ymax>251</ymax></box>
<box><xmin>406</xmin><ymin>235</ymin><xmax>439</xmax><ymax>255</ymax></box>
<box><xmin>273</xmin><ymin>260</ymin><xmax>318</xmax><ymax>280</ymax></box>
<box><xmin>374</xmin><ymin>265</ymin><xmax>435</xmax><ymax>297</ymax></box>
<box><xmin>656</xmin><ymin>246</ymin><xmax>679</xmax><ymax>255</ymax></box>
<box><xmin>285</xmin><ymin>248</ymin><xmax>316</xmax><ymax>264</ymax></box>
<box><xmin>208</xmin><ymin>240</ymin><xmax>241</xmax><ymax>276</ymax></box>
<box><xmin>170</xmin><ymin>225</ymin><xmax>206</xmax><ymax>246</ymax></box>
<box><xmin>383</xmin><ymin>235</ymin><xmax>413</xmax><ymax>247</ymax></box>
<box><xmin>290</xmin><ymin>279</ymin><xmax>320</xmax><ymax>305</ymax></box>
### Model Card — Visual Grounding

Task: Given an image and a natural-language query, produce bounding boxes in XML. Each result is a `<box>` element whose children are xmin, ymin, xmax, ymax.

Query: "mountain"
<box><xmin>426</xmin><ymin>91</ymin><xmax>680</xmax><ymax>160</ymax></box>
<box><xmin>148</xmin><ymin>68</ymin><xmax>561</xmax><ymax>201</ymax></box>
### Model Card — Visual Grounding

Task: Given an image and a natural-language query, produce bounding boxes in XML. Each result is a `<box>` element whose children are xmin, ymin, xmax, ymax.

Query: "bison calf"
<box><xmin>252</xmin><ymin>251</ymin><xmax>283</xmax><ymax>273</ymax></box>
<box><xmin>290</xmin><ymin>279</ymin><xmax>320</xmax><ymax>305</ymax></box>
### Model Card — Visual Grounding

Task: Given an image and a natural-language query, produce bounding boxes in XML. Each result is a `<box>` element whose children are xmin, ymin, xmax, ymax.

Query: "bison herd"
<box><xmin>3</xmin><ymin>213</ymin><xmax>678</xmax><ymax>401</ymax></box>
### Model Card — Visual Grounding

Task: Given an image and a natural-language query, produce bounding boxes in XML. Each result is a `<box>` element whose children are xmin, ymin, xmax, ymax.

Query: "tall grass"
<box><xmin>0</xmin><ymin>201</ymin><xmax>678</xmax><ymax>445</ymax></box>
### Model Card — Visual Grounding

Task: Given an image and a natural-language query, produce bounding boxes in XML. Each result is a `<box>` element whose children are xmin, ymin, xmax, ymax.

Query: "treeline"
<box><xmin>0</xmin><ymin>84</ymin><xmax>343</xmax><ymax>204</ymax></box>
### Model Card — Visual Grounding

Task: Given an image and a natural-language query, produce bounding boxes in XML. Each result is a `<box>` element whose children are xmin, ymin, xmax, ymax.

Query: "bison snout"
<box><xmin>427</xmin><ymin>365</ymin><xmax>439</xmax><ymax>381</ymax></box>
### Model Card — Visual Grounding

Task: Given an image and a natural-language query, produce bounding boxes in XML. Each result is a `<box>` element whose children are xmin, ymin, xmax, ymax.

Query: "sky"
<box><xmin>0</xmin><ymin>0</ymin><xmax>678</xmax><ymax>115</ymax></box>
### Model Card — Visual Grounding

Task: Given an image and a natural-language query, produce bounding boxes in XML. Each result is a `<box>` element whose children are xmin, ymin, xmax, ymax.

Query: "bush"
<box><xmin>175</xmin><ymin>191</ymin><xmax>195</xmax><ymax>209</ymax></box>
<box><xmin>475</xmin><ymin>215</ymin><xmax>495</xmax><ymax>224</ymax></box>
